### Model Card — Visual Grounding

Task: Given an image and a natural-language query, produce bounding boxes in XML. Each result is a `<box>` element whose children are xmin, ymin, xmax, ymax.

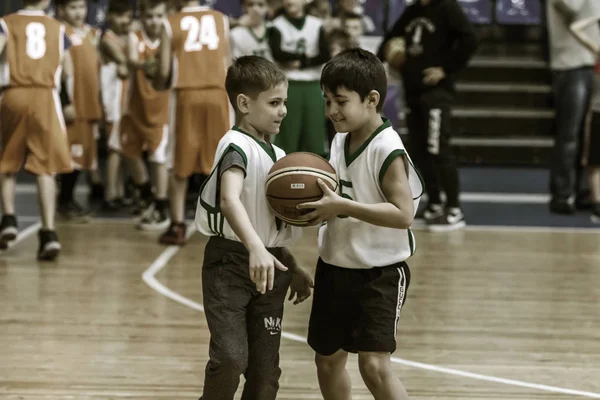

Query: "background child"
<box><xmin>269</xmin><ymin>0</ymin><xmax>331</xmax><ymax>156</ymax></box>
<box><xmin>230</xmin><ymin>0</ymin><xmax>274</xmax><ymax>60</ymax></box>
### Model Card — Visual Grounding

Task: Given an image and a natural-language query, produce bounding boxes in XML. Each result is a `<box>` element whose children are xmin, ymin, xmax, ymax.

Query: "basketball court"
<box><xmin>1</xmin><ymin>167</ymin><xmax>600</xmax><ymax>399</ymax></box>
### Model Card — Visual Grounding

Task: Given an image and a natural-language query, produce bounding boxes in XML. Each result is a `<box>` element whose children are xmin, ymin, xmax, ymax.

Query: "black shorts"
<box><xmin>307</xmin><ymin>258</ymin><xmax>411</xmax><ymax>356</ymax></box>
<box><xmin>586</xmin><ymin>112</ymin><xmax>600</xmax><ymax>166</ymax></box>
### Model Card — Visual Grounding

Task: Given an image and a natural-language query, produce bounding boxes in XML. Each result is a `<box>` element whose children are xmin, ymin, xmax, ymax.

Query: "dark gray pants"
<box><xmin>200</xmin><ymin>236</ymin><xmax>292</xmax><ymax>400</ymax></box>
<box><xmin>550</xmin><ymin>67</ymin><xmax>594</xmax><ymax>200</ymax></box>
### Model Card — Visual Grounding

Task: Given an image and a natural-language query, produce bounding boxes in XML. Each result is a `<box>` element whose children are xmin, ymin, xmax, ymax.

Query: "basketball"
<box><xmin>384</xmin><ymin>37</ymin><xmax>406</xmax><ymax>71</ymax></box>
<box><xmin>265</xmin><ymin>152</ymin><xmax>338</xmax><ymax>226</ymax></box>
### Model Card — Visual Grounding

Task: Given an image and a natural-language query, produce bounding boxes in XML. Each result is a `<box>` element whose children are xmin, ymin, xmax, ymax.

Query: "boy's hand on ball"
<box><xmin>249</xmin><ymin>246</ymin><xmax>288</xmax><ymax>294</ymax></box>
<box><xmin>143</xmin><ymin>58</ymin><xmax>158</xmax><ymax>79</ymax></box>
<box><xmin>297</xmin><ymin>179</ymin><xmax>343</xmax><ymax>224</ymax></box>
<box><xmin>62</xmin><ymin>105</ymin><xmax>75</xmax><ymax>123</ymax></box>
<box><xmin>288</xmin><ymin>268</ymin><xmax>314</xmax><ymax>305</ymax></box>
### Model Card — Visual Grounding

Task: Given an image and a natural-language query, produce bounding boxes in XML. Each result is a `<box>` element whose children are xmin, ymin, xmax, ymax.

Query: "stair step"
<box><xmin>455</xmin><ymin>83</ymin><xmax>552</xmax><ymax>108</ymax></box>
<box><xmin>461</xmin><ymin>56</ymin><xmax>550</xmax><ymax>84</ymax></box>
<box><xmin>453</xmin><ymin>107</ymin><xmax>554</xmax><ymax>118</ymax></box>
<box><xmin>452</xmin><ymin>107</ymin><xmax>554</xmax><ymax>137</ymax></box>
<box><xmin>454</xmin><ymin>143</ymin><xmax>552</xmax><ymax>166</ymax></box>
<box><xmin>452</xmin><ymin>137</ymin><xmax>553</xmax><ymax>148</ymax></box>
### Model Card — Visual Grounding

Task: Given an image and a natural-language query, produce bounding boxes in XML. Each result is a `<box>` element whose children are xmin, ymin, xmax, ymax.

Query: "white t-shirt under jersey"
<box><xmin>318</xmin><ymin>119</ymin><xmax>424</xmax><ymax>269</ymax></box>
<box><xmin>195</xmin><ymin>127</ymin><xmax>301</xmax><ymax>247</ymax></box>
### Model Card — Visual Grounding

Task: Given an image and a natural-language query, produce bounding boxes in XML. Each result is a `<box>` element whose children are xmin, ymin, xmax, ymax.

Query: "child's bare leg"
<box><xmin>589</xmin><ymin>166</ymin><xmax>600</xmax><ymax>203</ymax></box>
<box><xmin>315</xmin><ymin>350</ymin><xmax>352</xmax><ymax>400</ymax></box>
<box><xmin>358</xmin><ymin>352</ymin><xmax>408</xmax><ymax>400</ymax></box>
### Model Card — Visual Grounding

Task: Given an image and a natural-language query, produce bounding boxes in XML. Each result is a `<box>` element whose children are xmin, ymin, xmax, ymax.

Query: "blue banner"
<box><xmin>458</xmin><ymin>0</ymin><xmax>492</xmax><ymax>24</ymax></box>
<box><xmin>213</xmin><ymin>0</ymin><xmax>243</xmax><ymax>18</ymax></box>
<box><xmin>495</xmin><ymin>0</ymin><xmax>542</xmax><ymax>25</ymax></box>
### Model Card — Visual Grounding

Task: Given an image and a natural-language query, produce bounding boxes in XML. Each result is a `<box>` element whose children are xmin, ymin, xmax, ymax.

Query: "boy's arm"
<box><xmin>298</xmin><ymin>154</ymin><xmax>414</xmax><ymax>229</ymax></box>
<box><xmin>553</xmin><ymin>0</ymin><xmax>586</xmax><ymax>25</ymax></box>
<box><xmin>301</xmin><ymin>26</ymin><xmax>330</xmax><ymax>68</ymax></box>
<box><xmin>154</xmin><ymin>23</ymin><xmax>172</xmax><ymax>91</ymax></box>
<box><xmin>0</xmin><ymin>28</ymin><xmax>6</xmax><ymax>58</ymax></box>
<box><xmin>570</xmin><ymin>15</ymin><xmax>600</xmax><ymax>54</ymax></box>
<box><xmin>127</xmin><ymin>32</ymin><xmax>142</xmax><ymax>69</ymax></box>
<box><xmin>220</xmin><ymin>160</ymin><xmax>288</xmax><ymax>294</ymax></box>
<box><xmin>268</xmin><ymin>27</ymin><xmax>303</xmax><ymax>63</ymax></box>
<box><xmin>100</xmin><ymin>32</ymin><xmax>128</xmax><ymax>65</ymax></box>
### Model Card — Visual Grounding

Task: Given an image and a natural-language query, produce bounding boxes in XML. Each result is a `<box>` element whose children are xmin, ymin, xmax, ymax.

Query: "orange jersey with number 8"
<box><xmin>164</xmin><ymin>6</ymin><xmax>229</xmax><ymax>90</ymax></box>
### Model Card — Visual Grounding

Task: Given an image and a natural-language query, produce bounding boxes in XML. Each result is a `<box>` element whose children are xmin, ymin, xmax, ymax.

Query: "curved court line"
<box><xmin>142</xmin><ymin>230</ymin><xmax>600</xmax><ymax>399</ymax></box>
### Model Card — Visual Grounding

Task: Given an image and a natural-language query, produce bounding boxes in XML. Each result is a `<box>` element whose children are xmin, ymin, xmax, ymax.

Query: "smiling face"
<box><xmin>243</xmin><ymin>0</ymin><xmax>269</xmax><ymax>24</ymax></box>
<box><xmin>323</xmin><ymin>86</ymin><xmax>378</xmax><ymax>134</ymax></box>
<box><xmin>141</xmin><ymin>2</ymin><xmax>166</xmax><ymax>39</ymax></box>
<box><xmin>242</xmin><ymin>82</ymin><xmax>289</xmax><ymax>135</ymax></box>
<box><xmin>60</xmin><ymin>0</ymin><xmax>87</xmax><ymax>28</ymax></box>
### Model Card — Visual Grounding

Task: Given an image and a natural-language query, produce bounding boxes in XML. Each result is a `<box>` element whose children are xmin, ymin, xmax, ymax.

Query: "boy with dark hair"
<box><xmin>195</xmin><ymin>55</ymin><xmax>313</xmax><ymax>400</ymax></box>
<box><xmin>378</xmin><ymin>0</ymin><xmax>477</xmax><ymax>232</ymax></box>
<box><xmin>99</xmin><ymin>0</ymin><xmax>133</xmax><ymax>211</ymax></box>
<box><xmin>0</xmin><ymin>0</ymin><xmax>74</xmax><ymax>260</ymax></box>
<box><xmin>297</xmin><ymin>48</ymin><xmax>424</xmax><ymax>400</ymax></box>
<box><xmin>55</xmin><ymin>0</ymin><xmax>103</xmax><ymax>221</ymax></box>
<box><xmin>120</xmin><ymin>0</ymin><xmax>170</xmax><ymax>230</ymax></box>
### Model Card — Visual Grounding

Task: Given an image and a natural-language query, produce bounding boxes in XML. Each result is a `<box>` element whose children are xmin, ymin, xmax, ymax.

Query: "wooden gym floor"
<box><xmin>1</xmin><ymin>214</ymin><xmax>600</xmax><ymax>400</ymax></box>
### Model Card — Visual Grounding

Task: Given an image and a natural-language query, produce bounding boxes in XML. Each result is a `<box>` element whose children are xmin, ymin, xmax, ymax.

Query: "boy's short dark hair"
<box><xmin>225</xmin><ymin>56</ymin><xmax>287</xmax><ymax>114</ymax></box>
<box><xmin>138</xmin><ymin>0</ymin><xmax>165</xmax><ymax>14</ymax></box>
<box><xmin>107</xmin><ymin>0</ymin><xmax>133</xmax><ymax>14</ymax></box>
<box><xmin>320</xmin><ymin>48</ymin><xmax>387</xmax><ymax>112</ymax></box>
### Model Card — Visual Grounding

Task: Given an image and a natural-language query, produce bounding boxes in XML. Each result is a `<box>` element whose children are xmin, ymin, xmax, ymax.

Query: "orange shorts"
<box><xmin>168</xmin><ymin>88</ymin><xmax>230</xmax><ymax>178</ymax></box>
<box><xmin>67</xmin><ymin>120</ymin><xmax>99</xmax><ymax>170</ymax></box>
<box><xmin>0</xmin><ymin>88</ymin><xmax>72</xmax><ymax>175</ymax></box>
<box><xmin>120</xmin><ymin>114</ymin><xmax>168</xmax><ymax>164</ymax></box>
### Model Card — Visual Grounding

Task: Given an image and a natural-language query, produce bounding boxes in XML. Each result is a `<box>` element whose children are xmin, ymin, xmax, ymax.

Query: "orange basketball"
<box><xmin>265</xmin><ymin>152</ymin><xmax>338</xmax><ymax>226</ymax></box>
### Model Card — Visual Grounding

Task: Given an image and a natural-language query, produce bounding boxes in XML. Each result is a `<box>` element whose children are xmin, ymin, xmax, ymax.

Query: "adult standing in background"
<box><xmin>546</xmin><ymin>0</ymin><xmax>600</xmax><ymax>214</ymax></box>
<box><xmin>377</xmin><ymin>0</ymin><xmax>477</xmax><ymax>232</ymax></box>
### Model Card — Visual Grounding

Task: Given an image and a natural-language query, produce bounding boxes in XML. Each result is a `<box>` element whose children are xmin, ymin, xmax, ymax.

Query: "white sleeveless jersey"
<box><xmin>318</xmin><ymin>120</ymin><xmax>424</xmax><ymax>269</ymax></box>
<box><xmin>271</xmin><ymin>15</ymin><xmax>322</xmax><ymax>81</ymax></box>
<box><xmin>229</xmin><ymin>25</ymin><xmax>273</xmax><ymax>61</ymax></box>
<box><xmin>195</xmin><ymin>128</ymin><xmax>301</xmax><ymax>247</ymax></box>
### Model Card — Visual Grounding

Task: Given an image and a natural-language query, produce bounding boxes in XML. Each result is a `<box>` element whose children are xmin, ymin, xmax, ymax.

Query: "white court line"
<box><xmin>141</xmin><ymin>228</ymin><xmax>600</xmax><ymax>399</ymax></box>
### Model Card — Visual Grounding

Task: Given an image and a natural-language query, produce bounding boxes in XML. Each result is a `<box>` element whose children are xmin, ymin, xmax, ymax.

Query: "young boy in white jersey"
<box><xmin>230</xmin><ymin>0</ymin><xmax>274</xmax><ymax>60</ymax></box>
<box><xmin>297</xmin><ymin>48</ymin><xmax>424</xmax><ymax>400</ymax></box>
<box><xmin>269</xmin><ymin>0</ymin><xmax>331</xmax><ymax>155</ymax></box>
<box><xmin>195</xmin><ymin>55</ymin><xmax>313</xmax><ymax>400</ymax></box>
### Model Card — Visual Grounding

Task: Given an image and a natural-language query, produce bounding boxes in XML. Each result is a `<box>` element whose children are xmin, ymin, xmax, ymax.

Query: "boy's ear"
<box><xmin>237</xmin><ymin>93</ymin><xmax>251</xmax><ymax>114</ymax></box>
<box><xmin>367</xmin><ymin>90</ymin><xmax>380</xmax><ymax>109</ymax></box>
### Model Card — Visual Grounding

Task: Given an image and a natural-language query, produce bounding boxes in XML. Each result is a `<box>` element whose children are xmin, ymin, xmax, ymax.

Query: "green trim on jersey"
<box><xmin>378</xmin><ymin>149</ymin><xmax>406</xmax><ymax>187</ymax></box>
<box><xmin>408</xmin><ymin>228</ymin><xmax>416</xmax><ymax>255</ymax></box>
<box><xmin>232</xmin><ymin>126</ymin><xmax>277</xmax><ymax>162</ymax></box>
<box><xmin>247</xmin><ymin>24</ymin><xmax>270</xmax><ymax>43</ymax></box>
<box><xmin>344</xmin><ymin>118</ymin><xmax>392</xmax><ymax>167</ymax></box>
<box><xmin>198</xmin><ymin>143</ymin><xmax>248</xmax><ymax>236</ymax></box>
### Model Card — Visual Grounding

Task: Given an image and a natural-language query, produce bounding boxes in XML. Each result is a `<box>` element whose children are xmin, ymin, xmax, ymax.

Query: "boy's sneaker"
<box><xmin>88</xmin><ymin>183</ymin><xmax>105</xmax><ymax>204</ymax></box>
<box><xmin>138</xmin><ymin>204</ymin><xmax>171</xmax><ymax>231</ymax></box>
<box><xmin>0</xmin><ymin>215</ymin><xmax>18</xmax><ymax>249</ymax></box>
<box><xmin>38</xmin><ymin>229</ymin><xmax>61</xmax><ymax>261</ymax></box>
<box><xmin>420</xmin><ymin>203</ymin><xmax>444</xmax><ymax>221</ymax></box>
<box><xmin>591</xmin><ymin>204</ymin><xmax>600</xmax><ymax>224</ymax></box>
<box><xmin>427</xmin><ymin>208</ymin><xmax>466</xmax><ymax>232</ymax></box>
<box><xmin>159</xmin><ymin>222</ymin><xmax>187</xmax><ymax>246</ymax></box>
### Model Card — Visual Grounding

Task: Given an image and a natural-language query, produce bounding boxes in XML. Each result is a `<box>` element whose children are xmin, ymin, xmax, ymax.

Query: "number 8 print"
<box><xmin>26</xmin><ymin>22</ymin><xmax>47</xmax><ymax>59</ymax></box>
<box><xmin>180</xmin><ymin>15</ymin><xmax>220</xmax><ymax>52</ymax></box>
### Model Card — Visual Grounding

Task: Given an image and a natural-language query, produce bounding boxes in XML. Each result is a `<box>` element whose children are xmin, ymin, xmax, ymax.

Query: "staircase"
<box><xmin>452</xmin><ymin>25</ymin><xmax>554</xmax><ymax>166</ymax></box>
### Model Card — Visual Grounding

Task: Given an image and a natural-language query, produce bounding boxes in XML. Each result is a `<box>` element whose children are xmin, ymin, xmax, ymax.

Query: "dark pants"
<box><xmin>406</xmin><ymin>88</ymin><xmax>460</xmax><ymax>208</ymax></box>
<box><xmin>200</xmin><ymin>237</ymin><xmax>292</xmax><ymax>400</ymax></box>
<box><xmin>550</xmin><ymin>67</ymin><xmax>593</xmax><ymax>200</ymax></box>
